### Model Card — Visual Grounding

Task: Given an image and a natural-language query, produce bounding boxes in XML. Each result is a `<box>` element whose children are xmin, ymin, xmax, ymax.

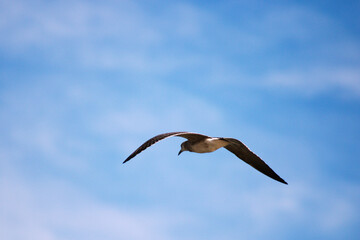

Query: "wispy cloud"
<box><xmin>265</xmin><ymin>66</ymin><xmax>360</xmax><ymax>97</ymax></box>
<box><xmin>2</xmin><ymin>0</ymin><xmax>359</xmax><ymax>98</ymax></box>
<box><xmin>0</xmin><ymin>170</ymin><xmax>191</xmax><ymax>240</ymax></box>
<box><xmin>0</xmin><ymin>0</ymin><xmax>159</xmax><ymax>46</ymax></box>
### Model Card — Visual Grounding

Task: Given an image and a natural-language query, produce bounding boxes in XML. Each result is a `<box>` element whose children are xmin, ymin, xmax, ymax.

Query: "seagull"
<box><xmin>123</xmin><ymin>132</ymin><xmax>287</xmax><ymax>184</ymax></box>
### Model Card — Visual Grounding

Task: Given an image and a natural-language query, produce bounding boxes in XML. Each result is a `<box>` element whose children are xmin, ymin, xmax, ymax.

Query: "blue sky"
<box><xmin>1</xmin><ymin>0</ymin><xmax>359</xmax><ymax>239</ymax></box>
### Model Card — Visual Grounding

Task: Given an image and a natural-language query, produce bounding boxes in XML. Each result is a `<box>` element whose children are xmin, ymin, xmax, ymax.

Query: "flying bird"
<box><xmin>123</xmin><ymin>132</ymin><xmax>287</xmax><ymax>184</ymax></box>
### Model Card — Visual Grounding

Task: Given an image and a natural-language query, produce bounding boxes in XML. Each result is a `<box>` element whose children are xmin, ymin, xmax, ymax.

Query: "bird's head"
<box><xmin>178</xmin><ymin>141</ymin><xmax>189</xmax><ymax>155</ymax></box>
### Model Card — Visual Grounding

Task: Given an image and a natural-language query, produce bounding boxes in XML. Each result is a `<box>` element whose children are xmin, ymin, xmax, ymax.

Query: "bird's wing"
<box><xmin>223</xmin><ymin>138</ymin><xmax>287</xmax><ymax>184</ymax></box>
<box><xmin>123</xmin><ymin>132</ymin><xmax>209</xmax><ymax>163</ymax></box>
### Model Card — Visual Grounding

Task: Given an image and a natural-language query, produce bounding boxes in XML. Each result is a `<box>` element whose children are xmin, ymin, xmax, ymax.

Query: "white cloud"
<box><xmin>245</xmin><ymin>182</ymin><xmax>359</xmax><ymax>233</ymax></box>
<box><xmin>255</xmin><ymin>5</ymin><xmax>332</xmax><ymax>43</ymax></box>
<box><xmin>0</xmin><ymin>170</ymin><xmax>191</xmax><ymax>240</ymax></box>
<box><xmin>192</xmin><ymin>177</ymin><xmax>360</xmax><ymax>238</ymax></box>
<box><xmin>0</xmin><ymin>0</ymin><xmax>160</xmax><ymax>46</ymax></box>
<box><xmin>2</xmin><ymin>0</ymin><xmax>360</xmax><ymax>99</ymax></box>
<box><xmin>265</xmin><ymin>67</ymin><xmax>360</xmax><ymax>97</ymax></box>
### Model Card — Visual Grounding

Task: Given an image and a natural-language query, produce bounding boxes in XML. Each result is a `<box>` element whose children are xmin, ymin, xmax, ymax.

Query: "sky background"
<box><xmin>1</xmin><ymin>0</ymin><xmax>360</xmax><ymax>239</ymax></box>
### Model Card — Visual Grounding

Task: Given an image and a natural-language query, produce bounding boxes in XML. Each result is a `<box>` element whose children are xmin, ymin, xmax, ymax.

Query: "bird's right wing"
<box><xmin>224</xmin><ymin>138</ymin><xmax>287</xmax><ymax>184</ymax></box>
<box><xmin>123</xmin><ymin>132</ymin><xmax>209</xmax><ymax>163</ymax></box>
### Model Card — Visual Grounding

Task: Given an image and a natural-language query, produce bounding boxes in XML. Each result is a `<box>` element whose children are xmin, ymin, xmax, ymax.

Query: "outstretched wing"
<box><xmin>123</xmin><ymin>132</ymin><xmax>209</xmax><ymax>163</ymax></box>
<box><xmin>224</xmin><ymin>138</ymin><xmax>287</xmax><ymax>184</ymax></box>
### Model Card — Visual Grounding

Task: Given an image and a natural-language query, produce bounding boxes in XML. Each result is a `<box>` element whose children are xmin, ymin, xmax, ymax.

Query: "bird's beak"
<box><xmin>178</xmin><ymin>149</ymin><xmax>183</xmax><ymax>156</ymax></box>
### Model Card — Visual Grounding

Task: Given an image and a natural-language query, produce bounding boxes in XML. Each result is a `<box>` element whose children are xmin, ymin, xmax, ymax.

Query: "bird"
<box><xmin>123</xmin><ymin>131</ymin><xmax>287</xmax><ymax>184</ymax></box>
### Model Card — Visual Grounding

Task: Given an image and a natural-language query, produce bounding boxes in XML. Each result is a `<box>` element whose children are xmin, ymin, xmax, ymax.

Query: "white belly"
<box><xmin>190</xmin><ymin>138</ymin><xmax>229</xmax><ymax>153</ymax></box>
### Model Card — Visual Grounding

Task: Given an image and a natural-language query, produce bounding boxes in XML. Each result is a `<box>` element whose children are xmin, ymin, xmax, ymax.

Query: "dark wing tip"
<box><xmin>276</xmin><ymin>176</ymin><xmax>288</xmax><ymax>185</ymax></box>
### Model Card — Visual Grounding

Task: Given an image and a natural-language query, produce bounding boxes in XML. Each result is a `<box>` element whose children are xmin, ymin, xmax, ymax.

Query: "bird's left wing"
<box><xmin>123</xmin><ymin>132</ymin><xmax>208</xmax><ymax>163</ymax></box>
<box><xmin>224</xmin><ymin>138</ymin><xmax>288</xmax><ymax>184</ymax></box>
